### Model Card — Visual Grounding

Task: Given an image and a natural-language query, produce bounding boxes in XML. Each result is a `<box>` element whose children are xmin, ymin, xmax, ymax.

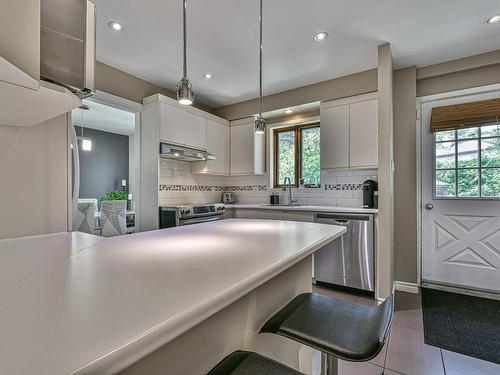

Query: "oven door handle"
<box><xmin>179</xmin><ymin>215</ymin><xmax>223</xmax><ymax>226</ymax></box>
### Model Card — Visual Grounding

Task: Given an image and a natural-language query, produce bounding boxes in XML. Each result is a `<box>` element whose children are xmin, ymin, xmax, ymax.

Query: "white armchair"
<box><xmin>72</xmin><ymin>202</ymin><xmax>96</xmax><ymax>234</ymax></box>
<box><xmin>100</xmin><ymin>200</ymin><xmax>127</xmax><ymax>237</ymax></box>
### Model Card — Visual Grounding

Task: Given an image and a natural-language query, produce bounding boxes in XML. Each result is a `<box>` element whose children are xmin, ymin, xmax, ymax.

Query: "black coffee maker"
<box><xmin>362</xmin><ymin>179</ymin><xmax>378</xmax><ymax>208</ymax></box>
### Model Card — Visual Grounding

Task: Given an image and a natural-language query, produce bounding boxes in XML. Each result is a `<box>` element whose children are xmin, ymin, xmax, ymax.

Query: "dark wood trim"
<box><xmin>273</xmin><ymin>122</ymin><xmax>320</xmax><ymax>188</ymax></box>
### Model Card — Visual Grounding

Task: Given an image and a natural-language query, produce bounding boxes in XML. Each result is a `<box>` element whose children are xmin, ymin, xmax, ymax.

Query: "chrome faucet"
<box><xmin>282</xmin><ymin>177</ymin><xmax>297</xmax><ymax>206</ymax></box>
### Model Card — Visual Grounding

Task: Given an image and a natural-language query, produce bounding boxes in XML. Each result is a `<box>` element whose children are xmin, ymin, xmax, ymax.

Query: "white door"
<box><xmin>421</xmin><ymin>90</ymin><xmax>500</xmax><ymax>292</ymax></box>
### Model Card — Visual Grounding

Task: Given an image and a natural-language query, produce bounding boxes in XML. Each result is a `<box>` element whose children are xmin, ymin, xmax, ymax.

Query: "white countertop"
<box><xmin>0</xmin><ymin>219</ymin><xmax>345</xmax><ymax>375</ymax></box>
<box><xmin>225</xmin><ymin>204</ymin><xmax>378</xmax><ymax>214</ymax></box>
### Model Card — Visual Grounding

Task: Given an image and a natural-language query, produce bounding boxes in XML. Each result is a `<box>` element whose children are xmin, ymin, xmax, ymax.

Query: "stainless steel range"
<box><xmin>159</xmin><ymin>203</ymin><xmax>225</xmax><ymax>228</ymax></box>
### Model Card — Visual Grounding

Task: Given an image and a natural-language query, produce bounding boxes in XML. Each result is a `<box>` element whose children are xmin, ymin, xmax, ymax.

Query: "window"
<box><xmin>274</xmin><ymin>124</ymin><xmax>320</xmax><ymax>187</ymax></box>
<box><xmin>434</xmin><ymin>124</ymin><xmax>500</xmax><ymax>198</ymax></box>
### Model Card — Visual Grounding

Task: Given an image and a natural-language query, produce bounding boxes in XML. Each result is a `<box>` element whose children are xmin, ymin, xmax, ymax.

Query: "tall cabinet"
<box><xmin>320</xmin><ymin>92</ymin><xmax>378</xmax><ymax>169</ymax></box>
<box><xmin>230</xmin><ymin>117</ymin><xmax>265</xmax><ymax>175</ymax></box>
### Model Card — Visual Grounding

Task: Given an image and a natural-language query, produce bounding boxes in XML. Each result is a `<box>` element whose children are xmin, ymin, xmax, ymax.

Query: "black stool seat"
<box><xmin>208</xmin><ymin>351</ymin><xmax>303</xmax><ymax>375</ymax></box>
<box><xmin>260</xmin><ymin>293</ymin><xmax>394</xmax><ymax>362</ymax></box>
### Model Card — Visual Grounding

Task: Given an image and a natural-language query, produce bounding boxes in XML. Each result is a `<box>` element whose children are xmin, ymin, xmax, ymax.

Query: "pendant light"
<box><xmin>254</xmin><ymin>0</ymin><xmax>266</xmax><ymax>134</ymax></box>
<box><xmin>78</xmin><ymin>104</ymin><xmax>92</xmax><ymax>151</ymax></box>
<box><xmin>177</xmin><ymin>0</ymin><xmax>194</xmax><ymax>105</ymax></box>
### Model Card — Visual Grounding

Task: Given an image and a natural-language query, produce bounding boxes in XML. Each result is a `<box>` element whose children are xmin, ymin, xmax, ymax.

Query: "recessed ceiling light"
<box><xmin>285</xmin><ymin>109</ymin><xmax>293</xmax><ymax>114</ymax></box>
<box><xmin>314</xmin><ymin>32</ymin><xmax>328</xmax><ymax>41</ymax></box>
<box><xmin>204</xmin><ymin>73</ymin><xmax>212</xmax><ymax>79</ymax></box>
<box><xmin>108</xmin><ymin>21</ymin><xmax>123</xmax><ymax>31</ymax></box>
<box><xmin>486</xmin><ymin>14</ymin><xmax>500</xmax><ymax>24</ymax></box>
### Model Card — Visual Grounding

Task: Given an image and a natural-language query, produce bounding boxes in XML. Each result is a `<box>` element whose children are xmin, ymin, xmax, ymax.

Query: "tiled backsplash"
<box><xmin>159</xmin><ymin>159</ymin><xmax>377</xmax><ymax>207</ymax></box>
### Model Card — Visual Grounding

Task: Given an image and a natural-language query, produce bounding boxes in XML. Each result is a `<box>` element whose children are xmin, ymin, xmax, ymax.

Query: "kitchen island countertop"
<box><xmin>0</xmin><ymin>219</ymin><xmax>345</xmax><ymax>375</ymax></box>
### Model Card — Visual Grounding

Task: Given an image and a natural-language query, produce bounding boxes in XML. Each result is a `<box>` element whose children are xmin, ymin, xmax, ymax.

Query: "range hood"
<box><xmin>40</xmin><ymin>0</ymin><xmax>96</xmax><ymax>99</ymax></box>
<box><xmin>160</xmin><ymin>143</ymin><xmax>215</xmax><ymax>162</ymax></box>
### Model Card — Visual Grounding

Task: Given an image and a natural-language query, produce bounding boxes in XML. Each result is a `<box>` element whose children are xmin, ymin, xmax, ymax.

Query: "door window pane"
<box><xmin>300</xmin><ymin>127</ymin><xmax>320</xmax><ymax>185</ymax></box>
<box><xmin>457</xmin><ymin>140</ymin><xmax>479</xmax><ymax>168</ymax></box>
<box><xmin>481</xmin><ymin>169</ymin><xmax>500</xmax><ymax>197</ymax></box>
<box><xmin>481</xmin><ymin>137</ymin><xmax>500</xmax><ymax>167</ymax></box>
<box><xmin>435</xmin><ymin>130</ymin><xmax>455</xmax><ymax>141</ymax></box>
<box><xmin>457</xmin><ymin>127</ymin><xmax>478</xmax><ymax>139</ymax></box>
<box><xmin>457</xmin><ymin>169</ymin><xmax>479</xmax><ymax>197</ymax></box>
<box><xmin>436</xmin><ymin>141</ymin><xmax>455</xmax><ymax>169</ymax></box>
<box><xmin>436</xmin><ymin>170</ymin><xmax>456</xmax><ymax>197</ymax></box>
<box><xmin>434</xmin><ymin>123</ymin><xmax>500</xmax><ymax>199</ymax></box>
<box><xmin>277</xmin><ymin>130</ymin><xmax>295</xmax><ymax>185</ymax></box>
<box><xmin>481</xmin><ymin>124</ymin><xmax>500</xmax><ymax>138</ymax></box>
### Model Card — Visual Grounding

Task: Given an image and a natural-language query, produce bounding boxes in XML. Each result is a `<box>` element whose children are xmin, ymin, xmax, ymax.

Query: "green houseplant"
<box><xmin>101</xmin><ymin>190</ymin><xmax>128</xmax><ymax>202</ymax></box>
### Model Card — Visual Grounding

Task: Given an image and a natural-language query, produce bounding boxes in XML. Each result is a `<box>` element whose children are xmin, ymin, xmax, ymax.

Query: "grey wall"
<box><xmin>75</xmin><ymin>126</ymin><xmax>129</xmax><ymax>205</ymax></box>
<box><xmin>393</xmin><ymin>67</ymin><xmax>417</xmax><ymax>283</ymax></box>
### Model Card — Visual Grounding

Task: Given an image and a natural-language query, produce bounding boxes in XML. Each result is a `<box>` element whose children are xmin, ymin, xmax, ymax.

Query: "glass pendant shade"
<box><xmin>254</xmin><ymin>115</ymin><xmax>266</xmax><ymax>134</ymax></box>
<box><xmin>177</xmin><ymin>77</ymin><xmax>194</xmax><ymax>105</ymax></box>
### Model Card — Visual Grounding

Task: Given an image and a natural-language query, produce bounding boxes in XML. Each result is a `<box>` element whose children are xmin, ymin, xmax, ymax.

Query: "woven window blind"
<box><xmin>430</xmin><ymin>98</ymin><xmax>500</xmax><ymax>133</ymax></box>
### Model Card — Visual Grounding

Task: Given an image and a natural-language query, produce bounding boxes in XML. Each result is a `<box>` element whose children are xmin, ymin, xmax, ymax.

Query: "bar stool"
<box><xmin>260</xmin><ymin>292</ymin><xmax>394</xmax><ymax>375</ymax></box>
<box><xmin>208</xmin><ymin>350</ymin><xmax>303</xmax><ymax>375</ymax></box>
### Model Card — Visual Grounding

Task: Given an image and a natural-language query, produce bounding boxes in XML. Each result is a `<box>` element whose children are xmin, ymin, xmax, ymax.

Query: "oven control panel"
<box><xmin>178</xmin><ymin>203</ymin><xmax>225</xmax><ymax>218</ymax></box>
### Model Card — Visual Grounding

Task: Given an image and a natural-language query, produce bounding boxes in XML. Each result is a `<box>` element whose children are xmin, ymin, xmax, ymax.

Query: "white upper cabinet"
<box><xmin>349</xmin><ymin>99</ymin><xmax>378</xmax><ymax>168</ymax></box>
<box><xmin>149</xmin><ymin>94</ymin><xmax>207</xmax><ymax>150</ymax></box>
<box><xmin>160</xmin><ymin>102</ymin><xmax>187</xmax><ymax>145</ymax></box>
<box><xmin>185</xmin><ymin>112</ymin><xmax>207</xmax><ymax>150</ymax></box>
<box><xmin>192</xmin><ymin>119</ymin><xmax>230</xmax><ymax>175</ymax></box>
<box><xmin>320</xmin><ymin>104</ymin><xmax>350</xmax><ymax>169</ymax></box>
<box><xmin>320</xmin><ymin>93</ymin><xmax>378</xmax><ymax>169</ymax></box>
<box><xmin>230</xmin><ymin>120</ymin><xmax>254</xmax><ymax>175</ymax></box>
<box><xmin>230</xmin><ymin>118</ymin><xmax>265</xmax><ymax>175</ymax></box>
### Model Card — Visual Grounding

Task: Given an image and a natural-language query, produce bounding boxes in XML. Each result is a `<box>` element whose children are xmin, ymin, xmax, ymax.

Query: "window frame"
<box><xmin>433</xmin><ymin>123</ymin><xmax>500</xmax><ymax>200</ymax></box>
<box><xmin>273</xmin><ymin>122</ymin><xmax>320</xmax><ymax>188</ymax></box>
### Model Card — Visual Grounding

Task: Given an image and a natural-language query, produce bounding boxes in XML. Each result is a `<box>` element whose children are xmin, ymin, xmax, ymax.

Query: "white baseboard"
<box><xmin>394</xmin><ymin>281</ymin><xmax>419</xmax><ymax>294</ymax></box>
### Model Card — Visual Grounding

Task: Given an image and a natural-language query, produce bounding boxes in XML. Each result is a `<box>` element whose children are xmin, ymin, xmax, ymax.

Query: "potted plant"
<box><xmin>101</xmin><ymin>190</ymin><xmax>128</xmax><ymax>202</ymax></box>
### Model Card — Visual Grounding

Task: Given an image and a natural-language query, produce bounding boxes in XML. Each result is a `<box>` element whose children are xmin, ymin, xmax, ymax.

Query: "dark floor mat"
<box><xmin>421</xmin><ymin>287</ymin><xmax>500</xmax><ymax>364</ymax></box>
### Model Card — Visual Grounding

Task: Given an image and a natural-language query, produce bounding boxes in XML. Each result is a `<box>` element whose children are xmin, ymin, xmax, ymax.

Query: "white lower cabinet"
<box><xmin>277</xmin><ymin>211</ymin><xmax>314</xmax><ymax>222</ymax></box>
<box><xmin>233</xmin><ymin>209</ymin><xmax>313</xmax><ymax>222</ymax></box>
<box><xmin>234</xmin><ymin>209</ymin><xmax>279</xmax><ymax>220</ymax></box>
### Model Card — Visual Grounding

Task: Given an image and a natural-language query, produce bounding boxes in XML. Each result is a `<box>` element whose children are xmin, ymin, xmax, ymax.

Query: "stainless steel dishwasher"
<box><xmin>313</xmin><ymin>212</ymin><xmax>374</xmax><ymax>294</ymax></box>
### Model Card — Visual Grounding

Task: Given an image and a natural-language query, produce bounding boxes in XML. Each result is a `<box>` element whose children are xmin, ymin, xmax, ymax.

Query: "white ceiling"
<box><xmin>71</xmin><ymin>99</ymin><xmax>136</xmax><ymax>136</ymax></box>
<box><xmin>93</xmin><ymin>0</ymin><xmax>500</xmax><ymax>108</ymax></box>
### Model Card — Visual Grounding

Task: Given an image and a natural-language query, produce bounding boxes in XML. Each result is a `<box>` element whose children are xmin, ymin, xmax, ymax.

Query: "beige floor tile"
<box><xmin>312</xmin><ymin>285</ymin><xmax>358</xmax><ymax>302</ymax></box>
<box><xmin>442</xmin><ymin>350</ymin><xmax>500</xmax><ymax>375</ymax></box>
<box><xmin>369</xmin><ymin>338</ymin><xmax>389</xmax><ymax>367</ymax></box>
<box><xmin>384</xmin><ymin>370</ymin><xmax>406</xmax><ymax>375</ymax></box>
<box><xmin>385</xmin><ymin>325</ymin><xmax>444</xmax><ymax>375</ymax></box>
<box><xmin>395</xmin><ymin>291</ymin><xmax>421</xmax><ymax>311</ymax></box>
<box><xmin>392</xmin><ymin>309</ymin><xmax>424</xmax><ymax>331</ymax></box>
<box><xmin>338</xmin><ymin>360</ymin><xmax>384</xmax><ymax>375</ymax></box>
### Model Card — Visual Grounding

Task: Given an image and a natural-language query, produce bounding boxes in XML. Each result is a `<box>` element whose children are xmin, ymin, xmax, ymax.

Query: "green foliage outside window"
<box><xmin>301</xmin><ymin>127</ymin><xmax>321</xmax><ymax>185</ymax></box>
<box><xmin>435</xmin><ymin>125</ymin><xmax>500</xmax><ymax>198</ymax></box>
<box><xmin>275</xmin><ymin>125</ymin><xmax>320</xmax><ymax>187</ymax></box>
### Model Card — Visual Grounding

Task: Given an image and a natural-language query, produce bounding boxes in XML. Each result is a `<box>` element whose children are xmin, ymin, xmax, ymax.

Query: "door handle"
<box><xmin>424</xmin><ymin>203</ymin><xmax>434</xmax><ymax>210</ymax></box>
